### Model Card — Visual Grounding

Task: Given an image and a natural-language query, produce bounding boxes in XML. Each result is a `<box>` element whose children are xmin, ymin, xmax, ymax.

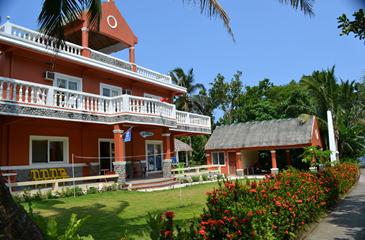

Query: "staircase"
<box><xmin>124</xmin><ymin>177</ymin><xmax>178</xmax><ymax>190</ymax></box>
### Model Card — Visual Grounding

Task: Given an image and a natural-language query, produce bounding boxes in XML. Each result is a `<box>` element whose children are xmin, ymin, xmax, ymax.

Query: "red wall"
<box><xmin>1</xmin><ymin>49</ymin><xmax>174</xmax><ymax>99</ymax></box>
<box><xmin>0</xmin><ymin>116</ymin><xmax>174</xmax><ymax>168</ymax></box>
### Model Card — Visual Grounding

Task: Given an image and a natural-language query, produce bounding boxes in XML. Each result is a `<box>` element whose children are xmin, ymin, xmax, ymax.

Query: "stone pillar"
<box><xmin>285</xmin><ymin>150</ymin><xmax>292</xmax><ymax>166</ymax></box>
<box><xmin>236</xmin><ymin>151</ymin><xmax>244</xmax><ymax>176</ymax></box>
<box><xmin>270</xmin><ymin>150</ymin><xmax>279</xmax><ymax>174</ymax></box>
<box><xmin>162</xmin><ymin>132</ymin><xmax>172</xmax><ymax>178</ymax></box>
<box><xmin>112</xmin><ymin>124</ymin><xmax>126</xmax><ymax>184</ymax></box>
<box><xmin>129</xmin><ymin>46</ymin><xmax>136</xmax><ymax>72</ymax></box>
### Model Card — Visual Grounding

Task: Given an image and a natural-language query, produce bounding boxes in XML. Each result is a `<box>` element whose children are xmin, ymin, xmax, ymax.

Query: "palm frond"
<box><xmin>183</xmin><ymin>0</ymin><xmax>234</xmax><ymax>40</ymax></box>
<box><xmin>279</xmin><ymin>0</ymin><xmax>315</xmax><ymax>16</ymax></box>
<box><xmin>38</xmin><ymin>0</ymin><xmax>101</xmax><ymax>47</ymax></box>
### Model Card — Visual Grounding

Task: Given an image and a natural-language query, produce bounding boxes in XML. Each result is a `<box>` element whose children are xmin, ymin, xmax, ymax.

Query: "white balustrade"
<box><xmin>0</xmin><ymin>23</ymin><xmax>83</xmax><ymax>56</ymax></box>
<box><xmin>0</xmin><ymin>78</ymin><xmax>49</xmax><ymax>105</ymax></box>
<box><xmin>127</xmin><ymin>95</ymin><xmax>175</xmax><ymax>118</ymax></box>
<box><xmin>136</xmin><ymin>65</ymin><xmax>172</xmax><ymax>84</ymax></box>
<box><xmin>0</xmin><ymin>22</ymin><xmax>175</xmax><ymax>87</ymax></box>
<box><xmin>176</xmin><ymin>110</ymin><xmax>211</xmax><ymax>128</ymax></box>
<box><xmin>0</xmin><ymin>77</ymin><xmax>210</xmax><ymax>129</ymax></box>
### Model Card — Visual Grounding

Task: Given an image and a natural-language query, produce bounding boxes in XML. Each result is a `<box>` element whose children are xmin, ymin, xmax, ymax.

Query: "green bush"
<box><xmin>191</xmin><ymin>176</ymin><xmax>200</xmax><ymax>182</ymax></box>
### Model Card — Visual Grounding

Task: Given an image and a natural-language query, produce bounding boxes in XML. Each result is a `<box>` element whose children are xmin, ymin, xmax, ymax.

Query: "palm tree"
<box><xmin>301</xmin><ymin>66</ymin><xmax>365</xmax><ymax>158</ymax></box>
<box><xmin>0</xmin><ymin>176</ymin><xmax>44</xmax><ymax>239</ymax></box>
<box><xmin>37</xmin><ymin>0</ymin><xmax>315</xmax><ymax>42</ymax></box>
<box><xmin>169</xmin><ymin>68</ymin><xmax>206</xmax><ymax>112</ymax></box>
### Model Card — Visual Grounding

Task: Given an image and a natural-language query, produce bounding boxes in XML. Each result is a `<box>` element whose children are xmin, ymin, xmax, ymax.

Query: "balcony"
<box><xmin>0</xmin><ymin>21</ymin><xmax>185</xmax><ymax>92</ymax></box>
<box><xmin>0</xmin><ymin>77</ymin><xmax>211</xmax><ymax>133</ymax></box>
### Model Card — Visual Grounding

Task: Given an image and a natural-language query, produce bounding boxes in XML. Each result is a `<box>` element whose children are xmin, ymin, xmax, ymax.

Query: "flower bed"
<box><xmin>151</xmin><ymin>163</ymin><xmax>359</xmax><ymax>240</ymax></box>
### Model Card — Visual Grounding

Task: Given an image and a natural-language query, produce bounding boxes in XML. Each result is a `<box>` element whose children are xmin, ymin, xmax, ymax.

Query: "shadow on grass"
<box><xmin>31</xmin><ymin>197</ymin><xmax>202</xmax><ymax>240</ymax></box>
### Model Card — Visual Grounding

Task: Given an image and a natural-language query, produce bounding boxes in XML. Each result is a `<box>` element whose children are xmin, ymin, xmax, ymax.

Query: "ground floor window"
<box><xmin>212</xmin><ymin>152</ymin><xmax>225</xmax><ymax>165</ymax></box>
<box><xmin>30</xmin><ymin>136</ymin><xmax>68</xmax><ymax>164</ymax></box>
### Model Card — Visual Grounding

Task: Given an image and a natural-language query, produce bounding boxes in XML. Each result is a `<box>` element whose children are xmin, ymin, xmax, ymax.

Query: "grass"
<box><xmin>27</xmin><ymin>182</ymin><xmax>220</xmax><ymax>240</ymax></box>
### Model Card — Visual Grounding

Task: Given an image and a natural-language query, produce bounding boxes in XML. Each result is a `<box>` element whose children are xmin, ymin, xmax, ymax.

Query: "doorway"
<box><xmin>99</xmin><ymin>139</ymin><xmax>115</xmax><ymax>174</ymax></box>
<box><xmin>228</xmin><ymin>152</ymin><xmax>237</xmax><ymax>176</ymax></box>
<box><xmin>146</xmin><ymin>141</ymin><xmax>163</xmax><ymax>172</ymax></box>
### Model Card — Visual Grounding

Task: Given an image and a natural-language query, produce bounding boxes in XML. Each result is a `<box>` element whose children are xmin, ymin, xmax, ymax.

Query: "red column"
<box><xmin>271</xmin><ymin>150</ymin><xmax>278</xmax><ymax>170</ymax></box>
<box><xmin>285</xmin><ymin>150</ymin><xmax>292</xmax><ymax>166</ymax></box>
<box><xmin>129</xmin><ymin>46</ymin><xmax>136</xmax><ymax>72</ymax></box>
<box><xmin>236</xmin><ymin>151</ymin><xmax>244</xmax><ymax>176</ymax></box>
<box><xmin>113</xmin><ymin>124</ymin><xmax>124</xmax><ymax>162</ymax></box>
<box><xmin>206</xmin><ymin>152</ymin><xmax>212</xmax><ymax>165</ymax></box>
<box><xmin>81</xmin><ymin>14</ymin><xmax>90</xmax><ymax>58</ymax></box>
<box><xmin>162</xmin><ymin>132</ymin><xmax>172</xmax><ymax>178</ymax></box>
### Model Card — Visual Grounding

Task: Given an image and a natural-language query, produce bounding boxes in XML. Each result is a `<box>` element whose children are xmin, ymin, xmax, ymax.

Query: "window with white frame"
<box><xmin>54</xmin><ymin>73</ymin><xmax>82</xmax><ymax>91</ymax></box>
<box><xmin>30</xmin><ymin>136</ymin><xmax>68</xmax><ymax>164</ymax></box>
<box><xmin>100</xmin><ymin>83</ymin><xmax>122</xmax><ymax>97</ymax></box>
<box><xmin>144</xmin><ymin>93</ymin><xmax>161</xmax><ymax>100</ymax></box>
<box><xmin>212</xmin><ymin>152</ymin><xmax>225</xmax><ymax>165</ymax></box>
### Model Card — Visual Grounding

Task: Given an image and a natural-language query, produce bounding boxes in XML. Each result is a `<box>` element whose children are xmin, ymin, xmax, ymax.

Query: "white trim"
<box><xmin>107</xmin><ymin>15</ymin><xmax>118</xmax><ymax>29</ymax></box>
<box><xmin>211</xmin><ymin>151</ymin><xmax>226</xmax><ymax>166</ymax></box>
<box><xmin>0</xmin><ymin>163</ymin><xmax>86</xmax><ymax>171</ymax></box>
<box><xmin>0</xmin><ymin>33</ymin><xmax>186</xmax><ymax>93</ymax></box>
<box><xmin>145</xmin><ymin>140</ymin><xmax>163</xmax><ymax>172</ymax></box>
<box><xmin>29</xmin><ymin>136</ymin><xmax>69</xmax><ymax>165</ymax></box>
<box><xmin>100</xmin><ymin>83</ymin><xmax>122</xmax><ymax>97</ymax></box>
<box><xmin>54</xmin><ymin>72</ymin><xmax>82</xmax><ymax>91</ymax></box>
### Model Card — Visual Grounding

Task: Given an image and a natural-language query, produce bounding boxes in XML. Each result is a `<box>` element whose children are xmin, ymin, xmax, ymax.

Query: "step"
<box><xmin>125</xmin><ymin>177</ymin><xmax>175</xmax><ymax>186</ymax></box>
<box><xmin>123</xmin><ymin>178</ymin><xmax>178</xmax><ymax>190</ymax></box>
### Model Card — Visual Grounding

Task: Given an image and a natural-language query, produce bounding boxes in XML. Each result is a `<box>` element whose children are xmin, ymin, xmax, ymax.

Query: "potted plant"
<box><xmin>301</xmin><ymin>147</ymin><xmax>331</xmax><ymax>173</ymax></box>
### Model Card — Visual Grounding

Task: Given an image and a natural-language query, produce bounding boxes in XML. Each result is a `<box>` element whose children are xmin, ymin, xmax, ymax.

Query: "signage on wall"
<box><xmin>140</xmin><ymin>131</ymin><xmax>154</xmax><ymax>138</ymax></box>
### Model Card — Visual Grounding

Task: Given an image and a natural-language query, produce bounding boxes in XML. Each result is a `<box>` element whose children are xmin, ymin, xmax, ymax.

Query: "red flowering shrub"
<box><xmin>153</xmin><ymin>163</ymin><xmax>359</xmax><ymax>239</ymax></box>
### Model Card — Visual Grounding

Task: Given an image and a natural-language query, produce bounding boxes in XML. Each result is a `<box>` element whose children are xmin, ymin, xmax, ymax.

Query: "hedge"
<box><xmin>150</xmin><ymin>163</ymin><xmax>360</xmax><ymax>240</ymax></box>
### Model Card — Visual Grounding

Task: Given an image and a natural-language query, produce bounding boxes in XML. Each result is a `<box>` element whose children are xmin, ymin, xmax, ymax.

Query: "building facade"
<box><xmin>0</xmin><ymin>1</ymin><xmax>211</xmax><ymax>183</ymax></box>
<box><xmin>205</xmin><ymin>116</ymin><xmax>322</xmax><ymax>176</ymax></box>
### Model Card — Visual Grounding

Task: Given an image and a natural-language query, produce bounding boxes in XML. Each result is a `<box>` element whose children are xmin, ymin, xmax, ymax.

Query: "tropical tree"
<box><xmin>338</xmin><ymin>9</ymin><xmax>365</xmax><ymax>43</ymax></box>
<box><xmin>169</xmin><ymin>68</ymin><xmax>205</xmax><ymax>112</ymax></box>
<box><xmin>300</xmin><ymin>66</ymin><xmax>365</xmax><ymax>158</ymax></box>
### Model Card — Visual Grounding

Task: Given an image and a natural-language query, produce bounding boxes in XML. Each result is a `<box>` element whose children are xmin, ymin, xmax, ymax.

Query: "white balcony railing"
<box><xmin>0</xmin><ymin>22</ymin><xmax>175</xmax><ymax>87</ymax></box>
<box><xmin>176</xmin><ymin>110</ymin><xmax>211</xmax><ymax>128</ymax></box>
<box><xmin>0</xmin><ymin>77</ymin><xmax>210</xmax><ymax>129</ymax></box>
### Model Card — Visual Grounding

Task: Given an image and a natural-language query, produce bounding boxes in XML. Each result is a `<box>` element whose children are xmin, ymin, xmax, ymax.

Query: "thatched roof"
<box><xmin>175</xmin><ymin>139</ymin><xmax>193</xmax><ymax>152</ymax></box>
<box><xmin>205</xmin><ymin>116</ymin><xmax>315</xmax><ymax>150</ymax></box>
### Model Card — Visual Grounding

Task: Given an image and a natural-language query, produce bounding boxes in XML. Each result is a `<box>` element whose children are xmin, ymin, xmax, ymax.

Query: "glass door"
<box><xmin>99</xmin><ymin>140</ymin><xmax>115</xmax><ymax>174</ymax></box>
<box><xmin>147</xmin><ymin>142</ymin><xmax>162</xmax><ymax>171</ymax></box>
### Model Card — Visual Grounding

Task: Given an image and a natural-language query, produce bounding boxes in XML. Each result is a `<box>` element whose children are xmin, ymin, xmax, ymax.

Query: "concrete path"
<box><xmin>307</xmin><ymin>168</ymin><xmax>365</xmax><ymax>240</ymax></box>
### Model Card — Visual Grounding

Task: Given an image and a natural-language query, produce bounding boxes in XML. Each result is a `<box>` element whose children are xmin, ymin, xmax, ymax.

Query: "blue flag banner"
<box><xmin>123</xmin><ymin>128</ymin><xmax>132</xmax><ymax>142</ymax></box>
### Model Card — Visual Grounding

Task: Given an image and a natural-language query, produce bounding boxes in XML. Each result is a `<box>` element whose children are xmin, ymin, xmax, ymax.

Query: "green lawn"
<box><xmin>28</xmin><ymin>183</ymin><xmax>219</xmax><ymax>240</ymax></box>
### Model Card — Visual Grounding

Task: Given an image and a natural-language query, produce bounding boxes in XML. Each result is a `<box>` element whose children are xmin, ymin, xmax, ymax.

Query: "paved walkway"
<box><xmin>307</xmin><ymin>168</ymin><xmax>365</xmax><ymax>240</ymax></box>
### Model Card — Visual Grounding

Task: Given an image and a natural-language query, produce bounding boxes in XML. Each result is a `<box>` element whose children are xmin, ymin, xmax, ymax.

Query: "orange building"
<box><xmin>205</xmin><ymin>116</ymin><xmax>322</xmax><ymax>176</ymax></box>
<box><xmin>0</xmin><ymin>1</ymin><xmax>210</xmax><ymax>183</ymax></box>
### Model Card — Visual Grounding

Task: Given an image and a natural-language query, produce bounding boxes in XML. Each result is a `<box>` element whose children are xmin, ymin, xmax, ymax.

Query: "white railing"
<box><xmin>0</xmin><ymin>22</ymin><xmax>175</xmax><ymax>87</ymax></box>
<box><xmin>1</xmin><ymin>22</ymin><xmax>82</xmax><ymax>56</ymax></box>
<box><xmin>0</xmin><ymin>77</ymin><xmax>210</xmax><ymax>128</ymax></box>
<box><xmin>176</xmin><ymin>110</ymin><xmax>211</xmax><ymax>128</ymax></box>
<box><xmin>136</xmin><ymin>65</ymin><xmax>172</xmax><ymax>84</ymax></box>
<box><xmin>128</xmin><ymin>95</ymin><xmax>175</xmax><ymax>118</ymax></box>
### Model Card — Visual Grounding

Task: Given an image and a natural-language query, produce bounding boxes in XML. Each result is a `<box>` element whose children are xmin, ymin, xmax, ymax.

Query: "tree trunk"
<box><xmin>0</xmin><ymin>176</ymin><xmax>44</xmax><ymax>240</ymax></box>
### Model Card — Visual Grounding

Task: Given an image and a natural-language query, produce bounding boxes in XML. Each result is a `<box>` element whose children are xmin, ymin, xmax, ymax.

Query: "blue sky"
<box><xmin>1</xmin><ymin>0</ymin><xmax>364</xmax><ymax>88</ymax></box>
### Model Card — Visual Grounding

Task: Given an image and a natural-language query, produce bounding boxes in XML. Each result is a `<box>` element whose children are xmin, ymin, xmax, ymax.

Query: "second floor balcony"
<box><xmin>0</xmin><ymin>77</ymin><xmax>211</xmax><ymax>133</ymax></box>
<box><xmin>0</xmin><ymin>21</ymin><xmax>186</xmax><ymax>93</ymax></box>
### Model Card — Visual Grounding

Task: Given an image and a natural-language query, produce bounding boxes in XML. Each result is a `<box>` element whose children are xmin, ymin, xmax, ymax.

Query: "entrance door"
<box><xmin>228</xmin><ymin>152</ymin><xmax>237</xmax><ymax>175</ymax></box>
<box><xmin>99</xmin><ymin>140</ymin><xmax>115</xmax><ymax>174</ymax></box>
<box><xmin>146</xmin><ymin>142</ymin><xmax>162</xmax><ymax>172</ymax></box>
